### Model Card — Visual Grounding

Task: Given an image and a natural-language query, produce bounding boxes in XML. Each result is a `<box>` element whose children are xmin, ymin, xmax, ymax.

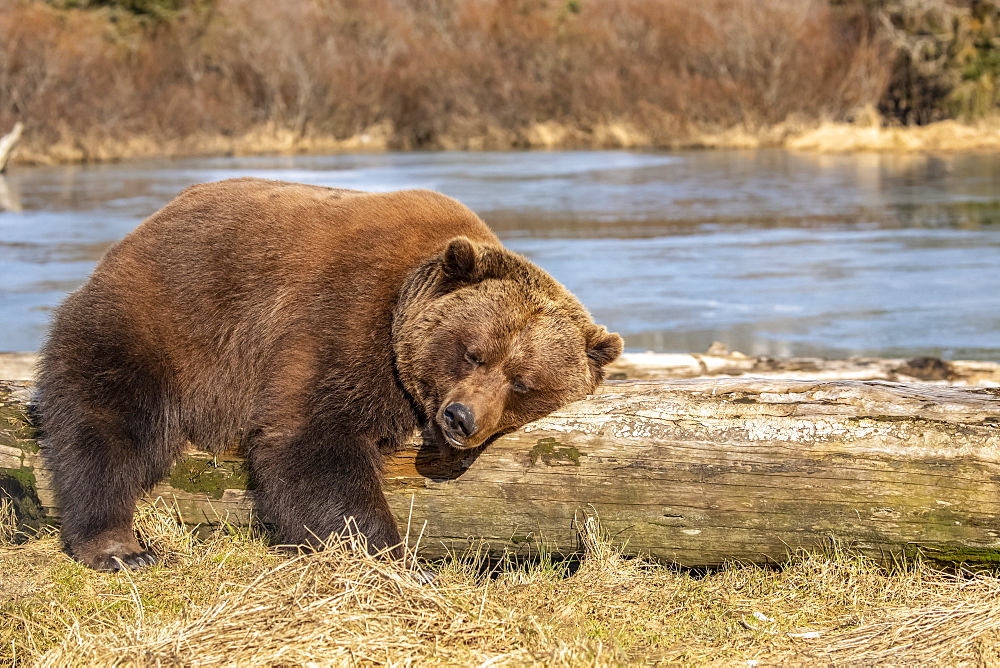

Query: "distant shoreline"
<box><xmin>5</xmin><ymin>0</ymin><xmax>998</xmax><ymax>175</ymax></box>
<box><xmin>7</xmin><ymin>117</ymin><xmax>1000</xmax><ymax>169</ymax></box>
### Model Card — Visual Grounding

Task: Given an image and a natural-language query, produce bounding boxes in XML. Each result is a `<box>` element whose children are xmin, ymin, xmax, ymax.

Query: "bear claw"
<box><xmin>102</xmin><ymin>550</ymin><xmax>158</xmax><ymax>572</ymax></box>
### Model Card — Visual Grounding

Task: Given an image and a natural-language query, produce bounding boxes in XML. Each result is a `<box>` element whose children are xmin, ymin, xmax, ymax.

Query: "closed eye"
<box><xmin>511</xmin><ymin>378</ymin><xmax>531</xmax><ymax>394</ymax></box>
<box><xmin>465</xmin><ymin>350</ymin><xmax>484</xmax><ymax>366</ymax></box>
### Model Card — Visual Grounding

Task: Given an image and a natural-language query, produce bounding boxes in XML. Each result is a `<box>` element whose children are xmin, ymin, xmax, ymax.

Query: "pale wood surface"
<box><xmin>3</xmin><ymin>378</ymin><xmax>999</xmax><ymax>566</ymax></box>
<box><xmin>0</xmin><ymin>122</ymin><xmax>22</xmax><ymax>173</ymax></box>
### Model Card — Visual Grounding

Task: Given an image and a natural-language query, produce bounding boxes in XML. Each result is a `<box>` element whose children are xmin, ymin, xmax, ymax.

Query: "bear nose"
<box><xmin>443</xmin><ymin>402</ymin><xmax>476</xmax><ymax>438</ymax></box>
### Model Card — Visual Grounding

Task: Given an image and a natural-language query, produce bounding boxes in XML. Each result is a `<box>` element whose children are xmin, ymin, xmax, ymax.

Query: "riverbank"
<box><xmin>784</xmin><ymin>117</ymin><xmax>1000</xmax><ymax>153</ymax></box>
<box><xmin>8</xmin><ymin>115</ymin><xmax>1000</xmax><ymax>168</ymax></box>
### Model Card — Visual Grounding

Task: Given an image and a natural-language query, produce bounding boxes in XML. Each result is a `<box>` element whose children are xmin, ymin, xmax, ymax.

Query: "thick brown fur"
<box><xmin>37</xmin><ymin>178</ymin><xmax>623</xmax><ymax>571</ymax></box>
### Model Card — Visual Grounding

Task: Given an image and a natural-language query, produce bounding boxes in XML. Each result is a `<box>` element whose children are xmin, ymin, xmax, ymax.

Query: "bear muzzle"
<box><xmin>440</xmin><ymin>401</ymin><xmax>477</xmax><ymax>448</ymax></box>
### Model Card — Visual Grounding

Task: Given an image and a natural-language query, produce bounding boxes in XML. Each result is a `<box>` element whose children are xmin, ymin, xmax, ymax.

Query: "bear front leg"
<box><xmin>46</xmin><ymin>420</ymin><xmax>163</xmax><ymax>572</ymax></box>
<box><xmin>248</xmin><ymin>429</ymin><xmax>404</xmax><ymax>558</ymax></box>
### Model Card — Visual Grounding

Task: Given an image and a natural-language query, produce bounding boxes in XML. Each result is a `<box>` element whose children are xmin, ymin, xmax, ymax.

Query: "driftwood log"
<box><xmin>3</xmin><ymin>377</ymin><xmax>1000</xmax><ymax>567</ymax></box>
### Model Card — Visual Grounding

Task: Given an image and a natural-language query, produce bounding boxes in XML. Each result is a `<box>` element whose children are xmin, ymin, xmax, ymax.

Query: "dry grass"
<box><xmin>786</xmin><ymin>115</ymin><xmax>1000</xmax><ymax>153</ymax></box>
<box><xmin>694</xmin><ymin>107</ymin><xmax>1000</xmax><ymax>152</ymax></box>
<box><xmin>2</xmin><ymin>503</ymin><xmax>1000</xmax><ymax>666</ymax></box>
<box><xmin>0</xmin><ymin>496</ymin><xmax>17</xmax><ymax>544</ymax></box>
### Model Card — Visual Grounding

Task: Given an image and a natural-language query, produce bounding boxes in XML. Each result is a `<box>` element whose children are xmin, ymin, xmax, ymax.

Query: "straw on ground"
<box><xmin>2</xmin><ymin>499</ymin><xmax>1000</xmax><ymax>665</ymax></box>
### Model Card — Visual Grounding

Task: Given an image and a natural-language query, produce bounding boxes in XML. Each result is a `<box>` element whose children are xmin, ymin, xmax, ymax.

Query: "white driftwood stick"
<box><xmin>0</xmin><ymin>122</ymin><xmax>23</xmax><ymax>173</ymax></box>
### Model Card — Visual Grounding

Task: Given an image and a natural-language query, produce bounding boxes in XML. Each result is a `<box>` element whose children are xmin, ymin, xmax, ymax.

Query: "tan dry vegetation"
<box><xmin>0</xmin><ymin>0</ymin><xmax>894</xmax><ymax>164</ymax></box>
<box><xmin>696</xmin><ymin>105</ymin><xmax>1000</xmax><ymax>153</ymax></box>
<box><xmin>3</xmin><ymin>502</ymin><xmax>1000</xmax><ymax>665</ymax></box>
<box><xmin>786</xmin><ymin>115</ymin><xmax>1000</xmax><ymax>153</ymax></box>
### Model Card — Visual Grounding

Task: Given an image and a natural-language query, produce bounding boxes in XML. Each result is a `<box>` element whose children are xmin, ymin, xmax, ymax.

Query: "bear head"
<box><xmin>392</xmin><ymin>237</ymin><xmax>623</xmax><ymax>450</ymax></box>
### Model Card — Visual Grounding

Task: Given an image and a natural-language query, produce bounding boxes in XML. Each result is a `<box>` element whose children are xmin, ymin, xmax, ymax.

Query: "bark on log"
<box><xmin>2</xmin><ymin>379</ymin><xmax>1000</xmax><ymax>567</ymax></box>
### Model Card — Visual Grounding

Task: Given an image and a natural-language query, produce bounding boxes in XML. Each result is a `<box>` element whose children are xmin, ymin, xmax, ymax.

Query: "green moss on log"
<box><xmin>913</xmin><ymin>545</ymin><xmax>1000</xmax><ymax>567</ymax></box>
<box><xmin>167</xmin><ymin>458</ymin><xmax>250</xmax><ymax>499</ymax></box>
<box><xmin>529</xmin><ymin>437</ymin><xmax>583</xmax><ymax>467</ymax></box>
<box><xmin>1</xmin><ymin>466</ymin><xmax>35</xmax><ymax>491</ymax></box>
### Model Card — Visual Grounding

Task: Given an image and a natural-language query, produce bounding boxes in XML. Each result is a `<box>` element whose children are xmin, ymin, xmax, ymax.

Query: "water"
<box><xmin>1</xmin><ymin>149</ymin><xmax>998</xmax><ymax>360</ymax></box>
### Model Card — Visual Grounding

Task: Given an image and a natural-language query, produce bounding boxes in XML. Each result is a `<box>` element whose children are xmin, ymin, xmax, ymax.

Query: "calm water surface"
<box><xmin>1</xmin><ymin>149</ymin><xmax>998</xmax><ymax>360</ymax></box>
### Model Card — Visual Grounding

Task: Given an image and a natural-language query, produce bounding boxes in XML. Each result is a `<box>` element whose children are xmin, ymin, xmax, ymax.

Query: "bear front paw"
<box><xmin>73</xmin><ymin>535</ymin><xmax>159</xmax><ymax>572</ymax></box>
<box><xmin>102</xmin><ymin>550</ymin><xmax>158</xmax><ymax>572</ymax></box>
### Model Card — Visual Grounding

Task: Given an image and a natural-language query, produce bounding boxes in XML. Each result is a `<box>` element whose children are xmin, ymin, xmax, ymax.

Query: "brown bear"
<box><xmin>37</xmin><ymin>178</ymin><xmax>623</xmax><ymax>571</ymax></box>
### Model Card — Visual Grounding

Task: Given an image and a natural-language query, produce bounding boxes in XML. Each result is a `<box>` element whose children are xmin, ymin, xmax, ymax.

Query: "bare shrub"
<box><xmin>0</xmin><ymin>0</ymin><xmax>896</xmax><ymax>161</ymax></box>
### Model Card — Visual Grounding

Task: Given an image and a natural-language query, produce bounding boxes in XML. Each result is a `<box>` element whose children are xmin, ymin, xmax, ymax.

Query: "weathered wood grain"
<box><xmin>2</xmin><ymin>378</ymin><xmax>1000</xmax><ymax>567</ymax></box>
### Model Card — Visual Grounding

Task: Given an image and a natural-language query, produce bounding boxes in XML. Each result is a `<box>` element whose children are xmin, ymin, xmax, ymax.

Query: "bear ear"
<box><xmin>585</xmin><ymin>325</ymin><xmax>624</xmax><ymax>369</ymax></box>
<box><xmin>441</xmin><ymin>237</ymin><xmax>479</xmax><ymax>284</ymax></box>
